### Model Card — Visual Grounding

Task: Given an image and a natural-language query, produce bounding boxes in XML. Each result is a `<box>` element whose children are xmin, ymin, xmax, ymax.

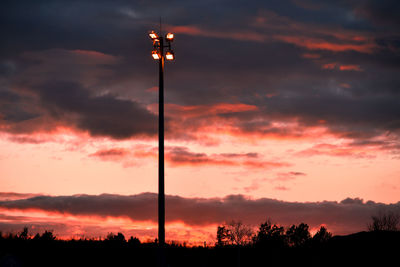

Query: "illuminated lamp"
<box><xmin>149</xmin><ymin>31</ymin><xmax>159</xmax><ymax>40</ymax></box>
<box><xmin>166</xmin><ymin>33</ymin><xmax>174</xmax><ymax>41</ymax></box>
<box><xmin>165</xmin><ymin>51</ymin><xmax>174</xmax><ymax>60</ymax></box>
<box><xmin>152</xmin><ymin>50</ymin><xmax>160</xmax><ymax>60</ymax></box>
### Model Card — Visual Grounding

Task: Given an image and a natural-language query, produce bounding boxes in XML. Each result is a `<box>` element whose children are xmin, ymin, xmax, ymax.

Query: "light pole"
<box><xmin>148</xmin><ymin>30</ymin><xmax>174</xmax><ymax>253</ymax></box>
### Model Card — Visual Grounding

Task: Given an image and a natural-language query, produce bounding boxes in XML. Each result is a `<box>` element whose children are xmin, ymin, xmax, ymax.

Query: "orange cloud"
<box><xmin>169</xmin><ymin>18</ymin><xmax>377</xmax><ymax>54</ymax></box>
<box><xmin>296</xmin><ymin>143</ymin><xmax>376</xmax><ymax>158</ymax></box>
<box><xmin>321</xmin><ymin>63</ymin><xmax>362</xmax><ymax>71</ymax></box>
<box><xmin>252</xmin><ymin>10</ymin><xmax>376</xmax><ymax>53</ymax></box>
<box><xmin>275</xmin><ymin>35</ymin><xmax>376</xmax><ymax>53</ymax></box>
<box><xmin>162</xmin><ymin>102</ymin><xmax>334</xmax><ymax>143</ymax></box>
<box><xmin>165</xmin><ymin>103</ymin><xmax>258</xmax><ymax>118</ymax></box>
<box><xmin>339</xmin><ymin>65</ymin><xmax>362</xmax><ymax>71</ymax></box>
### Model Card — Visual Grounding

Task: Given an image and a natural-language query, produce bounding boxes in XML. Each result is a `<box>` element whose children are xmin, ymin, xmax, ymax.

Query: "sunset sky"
<box><xmin>1</xmin><ymin>0</ymin><xmax>400</xmax><ymax>245</ymax></box>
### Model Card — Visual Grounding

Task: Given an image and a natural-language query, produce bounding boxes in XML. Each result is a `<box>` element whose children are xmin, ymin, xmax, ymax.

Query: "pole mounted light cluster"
<box><xmin>149</xmin><ymin>30</ymin><xmax>175</xmax><ymax>61</ymax></box>
<box><xmin>149</xmin><ymin>29</ymin><xmax>175</xmax><ymax>261</ymax></box>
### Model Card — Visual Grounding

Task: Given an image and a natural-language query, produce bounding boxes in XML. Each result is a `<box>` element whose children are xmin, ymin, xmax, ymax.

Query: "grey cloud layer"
<box><xmin>1</xmin><ymin>193</ymin><xmax>399</xmax><ymax>234</ymax></box>
<box><xmin>0</xmin><ymin>0</ymin><xmax>399</xmax><ymax>144</ymax></box>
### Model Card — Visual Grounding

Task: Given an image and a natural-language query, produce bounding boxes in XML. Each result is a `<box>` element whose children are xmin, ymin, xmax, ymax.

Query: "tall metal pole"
<box><xmin>158</xmin><ymin>36</ymin><xmax>165</xmax><ymax>248</ymax></box>
<box><xmin>149</xmin><ymin>28</ymin><xmax>173</xmax><ymax>267</ymax></box>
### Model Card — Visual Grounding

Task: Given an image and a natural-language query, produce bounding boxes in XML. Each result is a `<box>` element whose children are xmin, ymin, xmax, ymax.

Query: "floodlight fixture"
<box><xmin>166</xmin><ymin>33</ymin><xmax>174</xmax><ymax>41</ymax></box>
<box><xmin>165</xmin><ymin>50</ymin><xmax>174</xmax><ymax>60</ymax></box>
<box><xmin>152</xmin><ymin>50</ymin><xmax>161</xmax><ymax>60</ymax></box>
<box><xmin>149</xmin><ymin>31</ymin><xmax>159</xmax><ymax>40</ymax></box>
<box><xmin>149</xmin><ymin>30</ymin><xmax>175</xmax><ymax>61</ymax></box>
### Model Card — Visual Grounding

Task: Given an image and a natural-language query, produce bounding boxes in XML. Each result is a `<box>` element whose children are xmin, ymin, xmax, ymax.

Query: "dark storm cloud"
<box><xmin>262</xmin><ymin>92</ymin><xmax>400</xmax><ymax>138</ymax></box>
<box><xmin>0</xmin><ymin>0</ymin><xmax>399</xmax><ymax>144</ymax></box>
<box><xmin>1</xmin><ymin>193</ymin><xmax>399</xmax><ymax>234</ymax></box>
<box><xmin>0</xmin><ymin>89</ymin><xmax>37</xmax><ymax>123</ymax></box>
<box><xmin>0</xmin><ymin>48</ymin><xmax>157</xmax><ymax>138</ymax></box>
<box><xmin>352</xmin><ymin>0</ymin><xmax>400</xmax><ymax>26</ymax></box>
<box><xmin>36</xmin><ymin>81</ymin><xmax>157</xmax><ymax>138</ymax></box>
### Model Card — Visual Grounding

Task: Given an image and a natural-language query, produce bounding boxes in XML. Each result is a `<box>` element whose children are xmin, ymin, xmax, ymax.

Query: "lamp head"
<box><xmin>152</xmin><ymin>50</ymin><xmax>160</xmax><ymax>60</ymax></box>
<box><xmin>165</xmin><ymin>50</ymin><xmax>175</xmax><ymax>61</ymax></box>
<box><xmin>149</xmin><ymin>31</ymin><xmax>159</xmax><ymax>40</ymax></box>
<box><xmin>166</xmin><ymin>33</ymin><xmax>174</xmax><ymax>42</ymax></box>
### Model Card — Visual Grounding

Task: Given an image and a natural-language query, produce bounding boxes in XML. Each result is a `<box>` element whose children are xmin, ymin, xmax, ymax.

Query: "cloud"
<box><xmin>302</xmin><ymin>53</ymin><xmax>321</xmax><ymax>59</ymax></box>
<box><xmin>0</xmin><ymin>0</ymin><xmax>399</xmax><ymax>151</ymax></box>
<box><xmin>86</xmin><ymin>146</ymin><xmax>277</xmax><ymax>169</ymax></box>
<box><xmin>220</xmin><ymin>152</ymin><xmax>259</xmax><ymax>159</ymax></box>
<box><xmin>0</xmin><ymin>192</ymin><xmax>44</xmax><ymax>201</ymax></box>
<box><xmin>0</xmin><ymin>89</ymin><xmax>38</xmax><ymax>126</ymax></box>
<box><xmin>322</xmin><ymin>63</ymin><xmax>363</xmax><ymax>71</ymax></box>
<box><xmin>89</xmin><ymin>148</ymin><xmax>130</xmax><ymax>161</ymax></box>
<box><xmin>262</xmin><ymin>172</ymin><xmax>306</xmax><ymax>190</ymax></box>
<box><xmin>168</xmin><ymin>25</ymin><xmax>266</xmax><ymax>43</ymax></box>
<box><xmin>38</xmin><ymin>82</ymin><xmax>157</xmax><ymax>139</ymax></box>
<box><xmin>322</xmin><ymin>63</ymin><xmax>337</xmax><ymax>69</ymax></box>
<box><xmin>339</xmin><ymin>65</ymin><xmax>362</xmax><ymax>71</ymax></box>
<box><xmin>275</xmin><ymin>172</ymin><xmax>306</xmax><ymax>181</ymax></box>
<box><xmin>166</xmin><ymin>146</ymin><xmax>289</xmax><ymax>169</ymax></box>
<box><xmin>170</xmin><ymin>9</ymin><xmax>378</xmax><ymax>54</ymax></box>
<box><xmin>274</xmin><ymin>186</ymin><xmax>290</xmax><ymax>191</ymax></box>
<box><xmin>4</xmin><ymin>81</ymin><xmax>158</xmax><ymax>139</ymax></box>
<box><xmin>296</xmin><ymin>143</ymin><xmax>376</xmax><ymax>158</ymax></box>
<box><xmin>0</xmin><ymin>48</ymin><xmax>159</xmax><ymax>139</ymax></box>
<box><xmin>7</xmin><ymin>134</ymin><xmax>57</xmax><ymax>144</ymax></box>
<box><xmin>274</xmin><ymin>35</ymin><xmax>376</xmax><ymax>53</ymax></box>
<box><xmin>289</xmin><ymin>171</ymin><xmax>306</xmax><ymax>176</ymax></box>
<box><xmin>166</xmin><ymin>147</ymin><xmax>230</xmax><ymax>166</ymax></box>
<box><xmin>1</xmin><ymin>193</ymin><xmax>399</xmax><ymax>235</ymax></box>
<box><xmin>354</xmin><ymin>0</ymin><xmax>400</xmax><ymax>26</ymax></box>
<box><xmin>165</xmin><ymin>103</ymin><xmax>258</xmax><ymax>118</ymax></box>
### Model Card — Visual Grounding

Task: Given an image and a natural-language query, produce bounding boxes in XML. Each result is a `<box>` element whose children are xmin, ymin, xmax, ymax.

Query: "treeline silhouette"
<box><xmin>1</xmin><ymin>215</ymin><xmax>399</xmax><ymax>267</ymax></box>
<box><xmin>216</xmin><ymin>220</ymin><xmax>332</xmax><ymax>248</ymax></box>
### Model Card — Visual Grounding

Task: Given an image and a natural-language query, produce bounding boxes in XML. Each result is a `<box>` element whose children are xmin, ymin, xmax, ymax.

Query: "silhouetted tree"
<box><xmin>228</xmin><ymin>221</ymin><xmax>254</xmax><ymax>246</ymax></box>
<box><xmin>253</xmin><ymin>219</ymin><xmax>286</xmax><ymax>248</ymax></box>
<box><xmin>368</xmin><ymin>211</ymin><xmax>399</xmax><ymax>231</ymax></box>
<box><xmin>33</xmin><ymin>230</ymin><xmax>56</xmax><ymax>241</ymax></box>
<box><xmin>216</xmin><ymin>225</ymin><xmax>230</xmax><ymax>246</ymax></box>
<box><xmin>312</xmin><ymin>226</ymin><xmax>332</xmax><ymax>243</ymax></box>
<box><xmin>286</xmin><ymin>223</ymin><xmax>311</xmax><ymax>247</ymax></box>
<box><xmin>18</xmin><ymin>227</ymin><xmax>29</xmax><ymax>240</ymax></box>
<box><xmin>216</xmin><ymin>221</ymin><xmax>253</xmax><ymax>246</ymax></box>
<box><xmin>128</xmin><ymin>236</ymin><xmax>141</xmax><ymax>246</ymax></box>
<box><xmin>105</xmin><ymin>232</ymin><xmax>126</xmax><ymax>243</ymax></box>
<box><xmin>42</xmin><ymin>230</ymin><xmax>56</xmax><ymax>241</ymax></box>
